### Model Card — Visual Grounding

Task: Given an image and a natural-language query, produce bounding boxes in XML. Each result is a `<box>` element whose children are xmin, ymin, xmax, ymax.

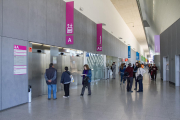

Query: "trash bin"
<box><xmin>28</xmin><ymin>85</ymin><xmax>32</xmax><ymax>103</ymax></box>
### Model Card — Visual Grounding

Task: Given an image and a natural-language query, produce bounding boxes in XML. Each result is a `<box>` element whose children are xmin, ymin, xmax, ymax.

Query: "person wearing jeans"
<box><xmin>61</xmin><ymin>67</ymin><xmax>71</xmax><ymax>98</ymax></box>
<box><xmin>125</xmin><ymin>63</ymin><xmax>134</xmax><ymax>92</ymax></box>
<box><xmin>119</xmin><ymin>63</ymin><xmax>126</xmax><ymax>85</ymax></box>
<box><xmin>81</xmin><ymin>64</ymin><xmax>92</xmax><ymax>96</ymax></box>
<box><xmin>45</xmin><ymin>63</ymin><xmax>57</xmax><ymax>100</ymax></box>
<box><xmin>136</xmin><ymin>63</ymin><xmax>146</xmax><ymax>92</ymax></box>
<box><xmin>133</xmin><ymin>62</ymin><xmax>139</xmax><ymax>90</ymax></box>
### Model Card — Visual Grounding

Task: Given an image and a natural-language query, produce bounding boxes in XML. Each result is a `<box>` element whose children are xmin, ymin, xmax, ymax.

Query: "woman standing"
<box><xmin>119</xmin><ymin>63</ymin><xmax>126</xmax><ymax>85</ymax></box>
<box><xmin>80</xmin><ymin>64</ymin><xmax>92</xmax><ymax>96</ymax></box>
<box><xmin>61</xmin><ymin>67</ymin><xmax>71</xmax><ymax>98</ymax></box>
<box><xmin>136</xmin><ymin>64</ymin><xmax>146</xmax><ymax>92</ymax></box>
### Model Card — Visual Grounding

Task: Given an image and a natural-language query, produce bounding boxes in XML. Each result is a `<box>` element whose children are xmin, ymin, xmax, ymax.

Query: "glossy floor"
<box><xmin>0</xmin><ymin>70</ymin><xmax>180</xmax><ymax>120</ymax></box>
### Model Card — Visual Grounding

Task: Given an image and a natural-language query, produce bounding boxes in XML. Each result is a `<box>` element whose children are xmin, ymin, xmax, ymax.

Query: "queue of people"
<box><xmin>45</xmin><ymin>63</ymin><xmax>92</xmax><ymax>100</ymax></box>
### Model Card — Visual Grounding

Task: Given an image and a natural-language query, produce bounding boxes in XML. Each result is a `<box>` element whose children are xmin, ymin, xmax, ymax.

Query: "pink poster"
<box><xmin>154</xmin><ymin>35</ymin><xmax>160</xmax><ymax>53</ymax></box>
<box><xmin>66</xmin><ymin>1</ymin><xmax>74</xmax><ymax>35</ymax></box>
<box><xmin>14</xmin><ymin>45</ymin><xmax>27</xmax><ymax>75</ymax></box>
<box><xmin>66</xmin><ymin>36</ymin><xmax>74</xmax><ymax>45</ymax></box>
<box><xmin>97</xmin><ymin>24</ymin><xmax>102</xmax><ymax>46</ymax></box>
<box><xmin>97</xmin><ymin>46</ymin><xmax>102</xmax><ymax>51</ymax></box>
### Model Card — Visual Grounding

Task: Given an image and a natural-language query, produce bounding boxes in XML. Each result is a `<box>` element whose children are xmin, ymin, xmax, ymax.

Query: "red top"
<box><xmin>125</xmin><ymin>66</ymin><xmax>134</xmax><ymax>77</ymax></box>
<box><xmin>152</xmin><ymin>66</ymin><xmax>158</xmax><ymax>72</ymax></box>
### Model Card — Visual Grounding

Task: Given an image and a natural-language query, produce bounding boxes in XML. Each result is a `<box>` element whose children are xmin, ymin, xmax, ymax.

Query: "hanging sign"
<box><xmin>97</xmin><ymin>46</ymin><xmax>102</xmax><ymax>51</ymax></box>
<box><xmin>125</xmin><ymin>58</ymin><xmax>128</xmax><ymax>62</ymax></box>
<box><xmin>136</xmin><ymin>52</ymin><xmax>139</xmax><ymax>60</ymax></box>
<box><xmin>128</xmin><ymin>46</ymin><xmax>131</xmax><ymax>58</ymax></box>
<box><xmin>154</xmin><ymin>35</ymin><xmax>160</xmax><ymax>53</ymax></box>
<box><xmin>66</xmin><ymin>36</ymin><xmax>74</xmax><ymax>45</ymax></box>
<box><xmin>66</xmin><ymin>1</ymin><xmax>74</xmax><ymax>35</ymax></box>
<box><xmin>14</xmin><ymin>45</ymin><xmax>27</xmax><ymax>75</ymax></box>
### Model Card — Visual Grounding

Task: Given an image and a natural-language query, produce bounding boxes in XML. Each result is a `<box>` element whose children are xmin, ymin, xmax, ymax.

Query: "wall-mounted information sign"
<box><xmin>14</xmin><ymin>45</ymin><xmax>27</xmax><ymax>75</ymax></box>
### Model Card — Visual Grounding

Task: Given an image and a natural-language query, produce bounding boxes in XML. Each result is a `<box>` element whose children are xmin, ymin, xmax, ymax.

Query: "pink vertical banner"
<box><xmin>154</xmin><ymin>35</ymin><xmax>160</xmax><ymax>53</ymax></box>
<box><xmin>66</xmin><ymin>1</ymin><xmax>74</xmax><ymax>35</ymax></box>
<box><xmin>66</xmin><ymin>36</ymin><xmax>74</xmax><ymax>45</ymax></box>
<box><xmin>97</xmin><ymin>24</ymin><xmax>102</xmax><ymax>46</ymax></box>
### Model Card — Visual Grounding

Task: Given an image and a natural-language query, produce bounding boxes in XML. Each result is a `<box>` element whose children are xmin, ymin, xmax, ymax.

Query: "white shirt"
<box><xmin>136</xmin><ymin>68</ymin><xmax>146</xmax><ymax>78</ymax></box>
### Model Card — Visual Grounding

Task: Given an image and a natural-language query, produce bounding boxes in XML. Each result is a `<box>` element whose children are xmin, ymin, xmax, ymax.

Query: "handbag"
<box><xmin>83</xmin><ymin>76</ymin><xmax>89</xmax><ymax>86</ymax></box>
<box><xmin>66</xmin><ymin>71</ymin><xmax>74</xmax><ymax>83</ymax></box>
<box><xmin>137</xmin><ymin>68</ymin><xmax>143</xmax><ymax>81</ymax></box>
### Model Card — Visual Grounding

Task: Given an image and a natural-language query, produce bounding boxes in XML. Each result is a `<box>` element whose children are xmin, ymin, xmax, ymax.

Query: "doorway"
<box><xmin>175</xmin><ymin>55</ymin><xmax>180</xmax><ymax>86</ymax></box>
<box><xmin>163</xmin><ymin>57</ymin><xmax>169</xmax><ymax>81</ymax></box>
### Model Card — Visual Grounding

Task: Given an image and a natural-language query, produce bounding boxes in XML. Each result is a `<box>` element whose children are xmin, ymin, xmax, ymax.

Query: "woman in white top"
<box><xmin>136</xmin><ymin>63</ymin><xmax>146</xmax><ymax>92</ymax></box>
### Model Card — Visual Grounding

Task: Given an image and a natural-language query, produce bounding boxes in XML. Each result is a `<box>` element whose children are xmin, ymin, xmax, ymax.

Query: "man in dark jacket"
<box><xmin>134</xmin><ymin>62</ymin><xmax>139</xmax><ymax>90</ymax></box>
<box><xmin>61</xmin><ymin>67</ymin><xmax>71</xmax><ymax>98</ymax></box>
<box><xmin>152</xmin><ymin>64</ymin><xmax>158</xmax><ymax>81</ymax></box>
<box><xmin>45</xmin><ymin>63</ymin><xmax>57</xmax><ymax>100</ymax></box>
<box><xmin>125</xmin><ymin>63</ymin><xmax>134</xmax><ymax>92</ymax></box>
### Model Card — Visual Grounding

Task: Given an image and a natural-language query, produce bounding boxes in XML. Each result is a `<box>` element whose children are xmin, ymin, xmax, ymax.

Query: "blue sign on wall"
<box><xmin>136</xmin><ymin>52</ymin><xmax>139</xmax><ymax>60</ymax></box>
<box><xmin>86</xmin><ymin>52</ymin><xmax>89</xmax><ymax>57</ymax></box>
<box><xmin>128</xmin><ymin>46</ymin><xmax>131</xmax><ymax>58</ymax></box>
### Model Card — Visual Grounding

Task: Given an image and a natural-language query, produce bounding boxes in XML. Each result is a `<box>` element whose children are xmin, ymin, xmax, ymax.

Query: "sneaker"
<box><xmin>48</xmin><ymin>98</ymin><xmax>51</xmax><ymax>100</ymax></box>
<box><xmin>63</xmin><ymin>96</ymin><xmax>68</xmax><ymax>98</ymax></box>
<box><xmin>88</xmin><ymin>94</ymin><xmax>91</xmax><ymax>96</ymax></box>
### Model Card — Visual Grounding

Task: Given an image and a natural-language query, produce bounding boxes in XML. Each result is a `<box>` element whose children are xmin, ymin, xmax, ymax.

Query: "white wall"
<box><xmin>64</xmin><ymin>0</ymin><xmax>145</xmax><ymax>56</ymax></box>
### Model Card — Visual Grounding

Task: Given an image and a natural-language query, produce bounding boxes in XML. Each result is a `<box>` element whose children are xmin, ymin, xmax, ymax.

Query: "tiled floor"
<box><xmin>0</xmin><ymin>69</ymin><xmax>180</xmax><ymax>120</ymax></box>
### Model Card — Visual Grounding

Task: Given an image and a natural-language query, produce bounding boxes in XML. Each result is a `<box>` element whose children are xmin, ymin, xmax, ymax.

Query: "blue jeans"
<box><xmin>139</xmin><ymin>79</ymin><xmax>143</xmax><ymax>91</ymax></box>
<box><xmin>121</xmin><ymin>73</ymin><xmax>124</xmax><ymax>83</ymax></box>
<box><xmin>48</xmin><ymin>84</ymin><xmax>57</xmax><ymax>99</ymax></box>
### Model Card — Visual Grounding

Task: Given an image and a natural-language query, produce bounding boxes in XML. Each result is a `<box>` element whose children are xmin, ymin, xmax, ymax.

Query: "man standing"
<box><xmin>112</xmin><ymin>62</ymin><xmax>116</xmax><ymax>79</ymax></box>
<box><xmin>45</xmin><ymin>63</ymin><xmax>57</xmax><ymax>100</ymax></box>
<box><xmin>134</xmin><ymin>62</ymin><xmax>139</xmax><ymax>90</ymax></box>
<box><xmin>125</xmin><ymin>63</ymin><xmax>134</xmax><ymax>92</ymax></box>
<box><xmin>152</xmin><ymin>64</ymin><xmax>158</xmax><ymax>81</ymax></box>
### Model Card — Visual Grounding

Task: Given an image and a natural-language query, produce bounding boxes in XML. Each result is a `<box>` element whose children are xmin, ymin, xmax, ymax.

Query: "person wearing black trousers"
<box><xmin>152</xmin><ymin>64</ymin><xmax>158</xmax><ymax>81</ymax></box>
<box><xmin>61</xmin><ymin>67</ymin><xmax>71</xmax><ymax>98</ymax></box>
<box><xmin>134</xmin><ymin>62</ymin><xmax>139</xmax><ymax>90</ymax></box>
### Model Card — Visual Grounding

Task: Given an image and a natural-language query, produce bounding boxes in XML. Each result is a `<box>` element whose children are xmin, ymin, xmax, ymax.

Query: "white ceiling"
<box><xmin>111</xmin><ymin>0</ymin><xmax>149</xmax><ymax>53</ymax></box>
<box><xmin>139</xmin><ymin>0</ymin><xmax>180</xmax><ymax>54</ymax></box>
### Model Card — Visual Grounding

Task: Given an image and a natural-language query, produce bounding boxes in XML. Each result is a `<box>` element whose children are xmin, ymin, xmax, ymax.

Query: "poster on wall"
<box><xmin>154</xmin><ymin>35</ymin><xmax>160</xmax><ymax>53</ymax></box>
<box><xmin>14</xmin><ymin>45</ymin><xmax>27</xmax><ymax>75</ymax></box>
<box><xmin>136</xmin><ymin>52</ymin><xmax>139</xmax><ymax>60</ymax></box>
<box><xmin>128</xmin><ymin>46</ymin><xmax>131</xmax><ymax>58</ymax></box>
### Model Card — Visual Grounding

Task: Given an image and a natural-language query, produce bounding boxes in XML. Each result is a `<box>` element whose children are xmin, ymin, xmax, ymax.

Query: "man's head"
<box><xmin>65</xmin><ymin>66</ymin><xmax>68</xmax><ymax>71</ymax></box>
<box><xmin>128</xmin><ymin>63</ymin><xmax>131</xmax><ymax>67</ymax></box>
<box><xmin>49</xmin><ymin>63</ymin><xmax>54</xmax><ymax>68</ymax></box>
<box><xmin>113</xmin><ymin>62</ymin><xmax>115</xmax><ymax>65</ymax></box>
<box><xmin>154</xmin><ymin>64</ymin><xmax>156</xmax><ymax>66</ymax></box>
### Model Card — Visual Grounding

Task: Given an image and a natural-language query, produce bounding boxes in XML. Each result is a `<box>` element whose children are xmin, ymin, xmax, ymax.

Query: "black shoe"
<box><xmin>88</xmin><ymin>94</ymin><xmax>91</xmax><ymax>96</ymax></box>
<box><xmin>48</xmin><ymin>98</ymin><xmax>51</xmax><ymax>100</ymax></box>
<box><xmin>137</xmin><ymin>91</ymin><xmax>142</xmax><ymax>92</ymax></box>
<box><xmin>53</xmin><ymin>98</ymin><xmax>57</xmax><ymax>100</ymax></box>
<box><xmin>80</xmin><ymin>94</ymin><xmax>83</xmax><ymax>97</ymax></box>
<box><xmin>130</xmin><ymin>91</ymin><xmax>133</xmax><ymax>92</ymax></box>
<box><xmin>134</xmin><ymin>88</ymin><xmax>137</xmax><ymax>90</ymax></box>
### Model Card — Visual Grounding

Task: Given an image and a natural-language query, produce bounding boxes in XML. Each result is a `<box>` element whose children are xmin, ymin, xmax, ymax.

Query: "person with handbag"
<box><xmin>136</xmin><ymin>63</ymin><xmax>146</xmax><ymax>92</ymax></box>
<box><xmin>61</xmin><ymin>67</ymin><xmax>71</xmax><ymax>98</ymax></box>
<box><xmin>80</xmin><ymin>64</ymin><xmax>92</xmax><ymax>97</ymax></box>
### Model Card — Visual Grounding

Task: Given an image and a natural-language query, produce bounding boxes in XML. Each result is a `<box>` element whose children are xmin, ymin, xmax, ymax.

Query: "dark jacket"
<box><xmin>125</xmin><ymin>66</ymin><xmax>133</xmax><ymax>77</ymax></box>
<box><xmin>61</xmin><ymin>71</ymin><xmax>71</xmax><ymax>84</ymax></box>
<box><xmin>152</xmin><ymin>66</ymin><xmax>158</xmax><ymax>73</ymax></box>
<box><xmin>45</xmin><ymin>67</ymin><xmax>57</xmax><ymax>85</ymax></box>
<box><xmin>133</xmin><ymin>66</ymin><xmax>138</xmax><ymax>78</ymax></box>
<box><xmin>82</xmin><ymin>69</ymin><xmax>92</xmax><ymax>83</ymax></box>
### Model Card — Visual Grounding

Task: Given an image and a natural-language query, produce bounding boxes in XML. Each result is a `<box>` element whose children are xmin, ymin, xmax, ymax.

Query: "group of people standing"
<box><xmin>119</xmin><ymin>62</ymin><xmax>146</xmax><ymax>92</ymax></box>
<box><xmin>45</xmin><ymin>63</ymin><xmax>92</xmax><ymax>100</ymax></box>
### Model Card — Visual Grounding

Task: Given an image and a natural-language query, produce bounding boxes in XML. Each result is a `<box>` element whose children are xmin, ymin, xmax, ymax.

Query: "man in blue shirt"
<box><xmin>45</xmin><ymin>63</ymin><xmax>57</xmax><ymax>100</ymax></box>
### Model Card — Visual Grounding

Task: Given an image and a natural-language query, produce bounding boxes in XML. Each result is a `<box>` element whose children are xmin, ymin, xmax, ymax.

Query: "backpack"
<box><xmin>83</xmin><ymin>76</ymin><xmax>89</xmax><ymax>87</ymax></box>
<box><xmin>66</xmin><ymin>71</ymin><xmax>74</xmax><ymax>83</ymax></box>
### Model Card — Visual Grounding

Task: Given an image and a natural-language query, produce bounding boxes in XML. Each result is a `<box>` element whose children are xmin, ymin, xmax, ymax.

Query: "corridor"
<box><xmin>0</xmin><ymin>71</ymin><xmax>180</xmax><ymax>120</ymax></box>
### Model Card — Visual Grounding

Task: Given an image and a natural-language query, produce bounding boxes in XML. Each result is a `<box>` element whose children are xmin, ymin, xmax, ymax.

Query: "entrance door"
<box><xmin>163</xmin><ymin>57</ymin><xmax>169</xmax><ymax>81</ymax></box>
<box><xmin>175</xmin><ymin>55</ymin><xmax>180</xmax><ymax>86</ymax></box>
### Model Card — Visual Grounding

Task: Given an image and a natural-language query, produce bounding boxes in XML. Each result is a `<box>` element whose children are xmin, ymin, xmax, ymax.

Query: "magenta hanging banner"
<box><xmin>97</xmin><ymin>24</ymin><xmax>102</xmax><ymax>46</ymax></box>
<box><xmin>66</xmin><ymin>1</ymin><xmax>74</xmax><ymax>35</ymax></box>
<box><xmin>154</xmin><ymin>35</ymin><xmax>160</xmax><ymax>53</ymax></box>
<box><xmin>66</xmin><ymin>36</ymin><xmax>74</xmax><ymax>45</ymax></box>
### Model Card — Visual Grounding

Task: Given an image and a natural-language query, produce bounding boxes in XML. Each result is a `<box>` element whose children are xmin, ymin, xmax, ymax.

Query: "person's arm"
<box><xmin>86</xmin><ymin>70</ymin><xmax>92</xmax><ymax>77</ymax></box>
<box><xmin>44</xmin><ymin>71</ymin><xmax>48</xmax><ymax>81</ymax></box>
<box><xmin>61</xmin><ymin>72</ymin><xmax>64</xmax><ymax>83</ymax></box>
<box><xmin>51</xmin><ymin>71</ymin><xmax>57</xmax><ymax>81</ymax></box>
